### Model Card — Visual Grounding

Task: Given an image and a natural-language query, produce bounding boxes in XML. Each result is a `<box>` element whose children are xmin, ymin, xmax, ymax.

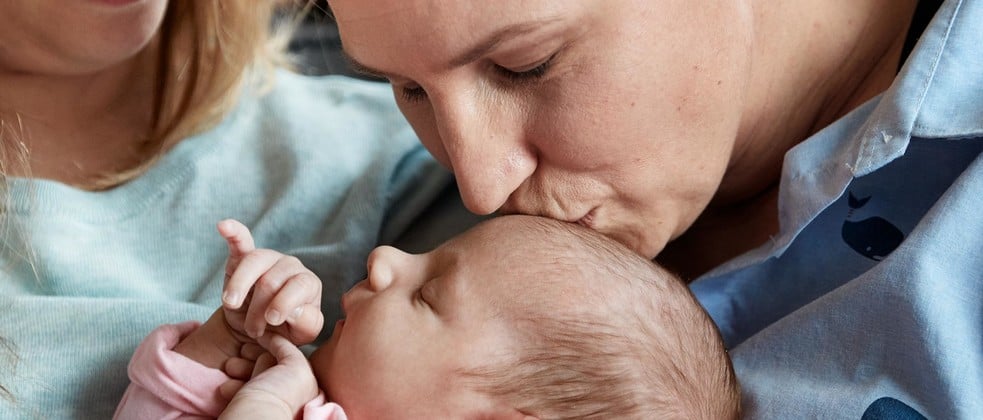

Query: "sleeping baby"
<box><xmin>115</xmin><ymin>215</ymin><xmax>740</xmax><ymax>419</ymax></box>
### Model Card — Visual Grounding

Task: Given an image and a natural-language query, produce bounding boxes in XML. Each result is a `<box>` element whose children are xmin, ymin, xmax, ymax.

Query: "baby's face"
<box><xmin>309</xmin><ymin>219</ymin><xmax>555</xmax><ymax>418</ymax></box>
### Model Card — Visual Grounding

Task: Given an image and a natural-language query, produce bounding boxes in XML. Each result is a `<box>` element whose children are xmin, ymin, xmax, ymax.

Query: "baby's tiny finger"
<box><xmin>258</xmin><ymin>333</ymin><xmax>306</xmax><ymax>364</ymax></box>
<box><xmin>218</xmin><ymin>379</ymin><xmax>245</xmax><ymax>402</ymax></box>
<box><xmin>265</xmin><ymin>272</ymin><xmax>320</xmax><ymax>326</ymax></box>
<box><xmin>225</xmin><ymin>250</ymin><xmax>280</xmax><ymax>310</ymax></box>
<box><xmin>223</xmin><ymin>357</ymin><xmax>255</xmax><ymax>380</ymax></box>
<box><xmin>251</xmin><ymin>352</ymin><xmax>276</xmax><ymax>378</ymax></box>
<box><xmin>239</xmin><ymin>342</ymin><xmax>264</xmax><ymax>361</ymax></box>
<box><xmin>217</xmin><ymin>219</ymin><xmax>256</xmax><ymax>257</ymax></box>
<box><xmin>280</xmin><ymin>303</ymin><xmax>324</xmax><ymax>345</ymax></box>
<box><xmin>243</xmin><ymin>271</ymin><xmax>291</xmax><ymax>337</ymax></box>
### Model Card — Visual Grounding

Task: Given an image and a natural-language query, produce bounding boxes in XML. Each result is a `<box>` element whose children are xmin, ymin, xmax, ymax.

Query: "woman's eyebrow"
<box><xmin>447</xmin><ymin>20</ymin><xmax>557</xmax><ymax>67</ymax></box>
<box><xmin>342</xmin><ymin>18</ymin><xmax>561</xmax><ymax>78</ymax></box>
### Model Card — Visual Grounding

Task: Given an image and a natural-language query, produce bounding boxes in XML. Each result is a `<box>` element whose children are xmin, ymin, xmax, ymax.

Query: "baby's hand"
<box><xmin>219</xmin><ymin>334</ymin><xmax>319</xmax><ymax>420</ymax></box>
<box><xmin>217</xmin><ymin>219</ymin><xmax>324</xmax><ymax>344</ymax></box>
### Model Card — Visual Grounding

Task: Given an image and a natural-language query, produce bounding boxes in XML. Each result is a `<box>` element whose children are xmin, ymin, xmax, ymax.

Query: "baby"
<box><xmin>115</xmin><ymin>215</ymin><xmax>740</xmax><ymax>419</ymax></box>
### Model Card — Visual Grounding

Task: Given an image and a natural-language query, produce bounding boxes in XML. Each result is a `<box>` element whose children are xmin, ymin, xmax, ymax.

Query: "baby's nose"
<box><xmin>366</xmin><ymin>246</ymin><xmax>405</xmax><ymax>291</ymax></box>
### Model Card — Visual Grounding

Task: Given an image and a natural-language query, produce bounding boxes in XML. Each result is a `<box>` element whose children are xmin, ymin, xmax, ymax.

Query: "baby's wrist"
<box><xmin>173</xmin><ymin>309</ymin><xmax>248</xmax><ymax>370</ymax></box>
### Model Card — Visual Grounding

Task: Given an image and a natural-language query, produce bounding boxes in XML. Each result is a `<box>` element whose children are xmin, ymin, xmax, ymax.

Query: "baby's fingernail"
<box><xmin>287</xmin><ymin>307</ymin><xmax>303</xmax><ymax>322</ymax></box>
<box><xmin>266</xmin><ymin>309</ymin><xmax>282</xmax><ymax>324</ymax></box>
<box><xmin>222</xmin><ymin>291</ymin><xmax>240</xmax><ymax>307</ymax></box>
<box><xmin>248</xmin><ymin>327</ymin><xmax>263</xmax><ymax>339</ymax></box>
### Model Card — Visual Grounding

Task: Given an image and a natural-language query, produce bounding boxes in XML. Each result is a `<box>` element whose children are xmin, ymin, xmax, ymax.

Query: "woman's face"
<box><xmin>0</xmin><ymin>0</ymin><xmax>169</xmax><ymax>75</ymax></box>
<box><xmin>332</xmin><ymin>0</ymin><xmax>754</xmax><ymax>258</ymax></box>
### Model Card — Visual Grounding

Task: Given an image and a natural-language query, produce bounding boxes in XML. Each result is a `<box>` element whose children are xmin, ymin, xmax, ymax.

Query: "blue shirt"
<box><xmin>0</xmin><ymin>71</ymin><xmax>452</xmax><ymax>418</ymax></box>
<box><xmin>691</xmin><ymin>0</ymin><xmax>982</xmax><ymax>417</ymax></box>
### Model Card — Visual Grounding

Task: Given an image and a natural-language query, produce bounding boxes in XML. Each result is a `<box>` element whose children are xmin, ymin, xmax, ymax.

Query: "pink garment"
<box><xmin>114</xmin><ymin>322</ymin><xmax>346</xmax><ymax>420</ymax></box>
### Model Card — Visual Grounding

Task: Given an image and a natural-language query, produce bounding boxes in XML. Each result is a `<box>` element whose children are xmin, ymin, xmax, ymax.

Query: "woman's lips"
<box><xmin>577</xmin><ymin>208</ymin><xmax>598</xmax><ymax>229</ymax></box>
<box><xmin>91</xmin><ymin>0</ymin><xmax>143</xmax><ymax>7</ymax></box>
<box><xmin>500</xmin><ymin>200</ymin><xmax>597</xmax><ymax>227</ymax></box>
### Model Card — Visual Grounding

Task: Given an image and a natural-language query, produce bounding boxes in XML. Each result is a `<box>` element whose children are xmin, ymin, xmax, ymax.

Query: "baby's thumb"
<box><xmin>258</xmin><ymin>333</ymin><xmax>305</xmax><ymax>366</ymax></box>
<box><xmin>217</xmin><ymin>219</ymin><xmax>256</xmax><ymax>261</ymax></box>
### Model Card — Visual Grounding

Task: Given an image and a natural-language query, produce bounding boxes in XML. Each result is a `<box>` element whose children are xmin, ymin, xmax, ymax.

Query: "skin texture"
<box><xmin>176</xmin><ymin>217</ymin><xmax>556</xmax><ymax>418</ymax></box>
<box><xmin>174</xmin><ymin>216</ymin><xmax>733</xmax><ymax>418</ymax></box>
<box><xmin>330</xmin><ymin>0</ymin><xmax>918</xmax><ymax>272</ymax></box>
<box><xmin>174</xmin><ymin>219</ymin><xmax>324</xmax><ymax>406</ymax></box>
<box><xmin>0</xmin><ymin>0</ymin><xmax>167</xmax><ymax>183</ymax></box>
<box><xmin>0</xmin><ymin>0</ymin><xmax>167</xmax><ymax>75</ymax></box>
<box><xmin>309</xmin><ymin>219</ymin><xmax>550</xmax><ymax>419</ymax></box>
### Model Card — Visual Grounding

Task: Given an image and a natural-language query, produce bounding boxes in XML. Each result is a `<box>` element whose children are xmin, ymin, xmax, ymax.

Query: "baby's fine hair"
<box><xmin>461</xmin><ymin>216</ymin><xmax>740</xmax><ymax>420</ymax></box>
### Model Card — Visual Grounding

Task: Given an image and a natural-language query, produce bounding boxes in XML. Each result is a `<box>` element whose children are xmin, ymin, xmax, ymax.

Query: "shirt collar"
<box><xmin>700</xmin><ymin>0</ymin><xmax>981</xmax><ymax>278</ymax></box>
<box><xmin>854</xmin><ymin>0</ymin><xmax>982</xmax><ymax>177</ymax></box>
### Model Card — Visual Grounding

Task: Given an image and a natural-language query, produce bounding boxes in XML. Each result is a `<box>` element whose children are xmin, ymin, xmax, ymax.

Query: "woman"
<box><xmin>0</xmin><ymin>1</ymin><xmax>451</xmax><ymax>417</ymax></box>
<box><xmin>329</xmin><ymin>0</ymin><xmax>982</xmax><ymax>417</ymax></box>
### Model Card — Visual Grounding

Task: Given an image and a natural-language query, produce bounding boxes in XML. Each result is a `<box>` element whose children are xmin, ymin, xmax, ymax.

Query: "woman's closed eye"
<box><xmin>495</xmin><ymin>53</ymin><xmax>556</xmax><ymax>82</ymax></box>
<box><xmin>398</xmin><ymin>53</ymin><xmax>558</xmax><ymax>103</ymax></box>
<box><xmin>400</xmin><ymin>83</ymin><xmax>428</xmax><ymax>103</ymax></box>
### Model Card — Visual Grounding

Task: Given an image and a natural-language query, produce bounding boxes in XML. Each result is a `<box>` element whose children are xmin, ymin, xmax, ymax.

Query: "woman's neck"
<box><xmin>659</xmin><ymin>0</ymin><xmax>918</xmax><ymax>279</ymax></box>
<box><xmin>0</xmin><ymin>44</ymin><xmax>158</xmax><ymax>187</ymax></box>
<box><xmin>719</xmin><ymin>0</ymin><xmax>918</xmax><ymax>206</ymax></box>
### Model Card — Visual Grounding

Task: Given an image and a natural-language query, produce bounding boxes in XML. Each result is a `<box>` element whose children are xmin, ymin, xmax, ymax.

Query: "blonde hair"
<box><xmin>0</xmin><ymin>0</ymin><xmax>306</xmax><ymax>247</ymax></box>
<box><xmin>110</xmin><ymin>0</ymin><xmax>300</xmax><ymax>188</ymax></box>
<box><xmin>460</xmin><ymin>217</ymin><xmax>740</xmax><ymax>419</ymax></box>
<box><xmin>0</xmin><ymin>1</ymin><xmax>308</xmax><ymax>401</ymax></box>
<box><xmin>0</xmin><ymin>1</ymin><xmax>304</xmax><ymax>188</ymax></box>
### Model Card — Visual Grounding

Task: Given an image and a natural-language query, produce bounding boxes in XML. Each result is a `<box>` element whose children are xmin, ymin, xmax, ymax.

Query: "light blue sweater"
<box><xmin>0</xmin><ymin>71</ymin><xmax>451</xmax><ymax>418</ymax></box>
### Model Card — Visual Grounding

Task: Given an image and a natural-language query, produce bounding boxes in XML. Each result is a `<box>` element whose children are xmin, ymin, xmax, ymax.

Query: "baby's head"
<box><xmin>310</xmin><ymin>215</ymin><xmax>739</xmax><ymax>419</ymax></box>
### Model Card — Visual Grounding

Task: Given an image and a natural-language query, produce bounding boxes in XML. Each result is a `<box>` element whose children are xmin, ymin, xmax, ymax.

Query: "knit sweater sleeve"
<box><xmin>303</xmin><ymin>392</ymin><xmax>348</xmax><ymax>420</ymax></box>
<box><xmin>113</xmin><ymin>322</ymin><xmax>231</xmax><ymax>419</ymax></box>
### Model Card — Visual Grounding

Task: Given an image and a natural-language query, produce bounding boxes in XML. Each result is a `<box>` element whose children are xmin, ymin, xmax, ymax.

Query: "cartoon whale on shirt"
<box><xmin>841</xmin><ymin>192</ymin><xmax>905</xmax><ymax>261</ymax></box>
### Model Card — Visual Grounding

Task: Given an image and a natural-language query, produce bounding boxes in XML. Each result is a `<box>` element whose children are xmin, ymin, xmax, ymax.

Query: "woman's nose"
<box><xmin>365</xmin><ymin>245</ymin><xmax>414</xmax><ymax>292</ymax></box>
<box><xmin>431</xmin><ymin>89</ymin><xmax>537</xmax><ymax>215</ymax></box>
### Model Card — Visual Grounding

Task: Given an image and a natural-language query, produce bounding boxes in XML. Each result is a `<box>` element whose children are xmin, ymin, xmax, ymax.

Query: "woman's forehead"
<box><xmin>331</xmin><ymin>0</ymin><xmax>572</xmax><ymax>24</ymax></box>
<box><xmin>331</xmin><ymin>0</ymin><xmax>579</xmax><ymax>70</ymax></box>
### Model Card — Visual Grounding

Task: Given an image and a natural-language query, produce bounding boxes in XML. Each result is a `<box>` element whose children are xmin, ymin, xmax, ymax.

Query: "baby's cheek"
<box><xmin>308</xmin><ymin>344</ymin><xmax>336</xmax><ymax>393</ymax></box>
